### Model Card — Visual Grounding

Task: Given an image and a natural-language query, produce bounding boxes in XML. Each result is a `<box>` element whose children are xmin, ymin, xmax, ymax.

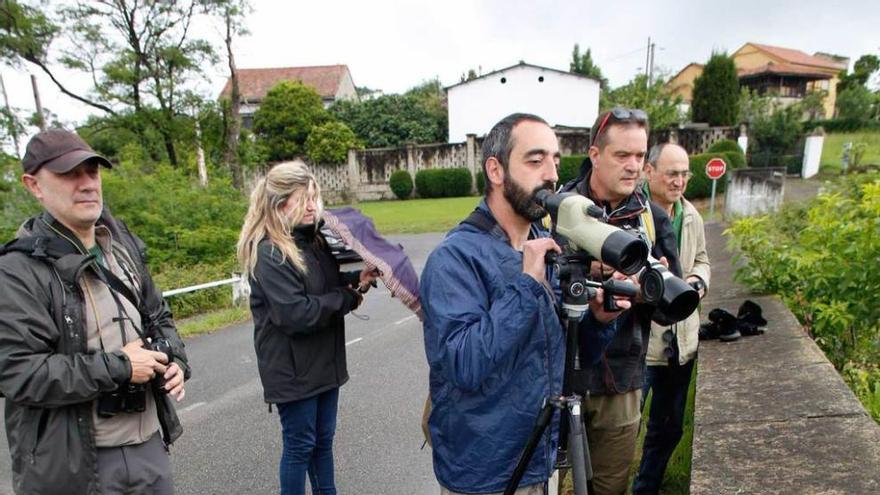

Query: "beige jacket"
<box><xmin>646</xmin><ymin>198</ymin><xmax>711</xmax><ymax>366</ymax></box>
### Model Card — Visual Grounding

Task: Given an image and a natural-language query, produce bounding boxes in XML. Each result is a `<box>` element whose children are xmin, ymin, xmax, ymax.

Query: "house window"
<box><xmin>538</xmin><ymin>76</ymin><xmax>544</xmax><ymax>82</ymax></box>
<box><xmin>500</xmin><ymin>77</ymin><xmax>507</xmax><ymax>84</ymax></box>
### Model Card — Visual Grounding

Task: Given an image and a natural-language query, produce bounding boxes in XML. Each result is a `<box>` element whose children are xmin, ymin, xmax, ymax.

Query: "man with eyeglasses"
<box><xmin>559</xmin><ymin>108</ymin><xmax>682</xmax><ymax>495</ymax></box>
<box><xmin>633</xmin><ymin>142</ymin><xmax>710</xmax><ymax>495</ymax></box>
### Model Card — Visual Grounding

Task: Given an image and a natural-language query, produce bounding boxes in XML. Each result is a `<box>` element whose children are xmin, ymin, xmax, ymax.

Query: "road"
<box><xmin>0</xmin><ymin>232</ymin><xmax>445</xmax><ymax>495</ymax></box>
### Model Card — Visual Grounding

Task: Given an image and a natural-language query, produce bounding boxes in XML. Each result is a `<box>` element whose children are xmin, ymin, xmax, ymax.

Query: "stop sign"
<box><xmin>705</xmin><ymin>157</ymin><xmax>727</xmax><ymax>180</ymax></box>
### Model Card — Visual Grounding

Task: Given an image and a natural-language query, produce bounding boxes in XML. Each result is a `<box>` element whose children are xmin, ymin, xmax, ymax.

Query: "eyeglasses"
<box><xmin>662</xmin><ymin>170</ymin><xmax>693</xmax><ymax>180</ymax></box>
<box><xmin>591</xmin><ymin>108</ymin><xmax>649</xmax><ymax>147</ymax></box>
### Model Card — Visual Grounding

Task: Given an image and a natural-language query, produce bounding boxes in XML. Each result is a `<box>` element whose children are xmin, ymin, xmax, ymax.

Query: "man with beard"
<box><xmin>559</xmin><ymin>109</ymin><xmax>681</xmax><ymax>495</ymax></box>
<box><xmin>421</xmin><ymin>113</ymin><xmax>630</xmax><ymax>494</ymax></box>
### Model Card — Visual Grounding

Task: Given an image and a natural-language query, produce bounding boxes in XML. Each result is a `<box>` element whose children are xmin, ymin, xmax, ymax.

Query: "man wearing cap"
<box><xmin>633</xmin><ymin>143</ymin><xmax>710</xmax><ymax>495</ymax></box>
<box><xmin>0</xmin><ymin>128</ymin><xmax>190</xmax><ymax>494</ymax></box>
<box><xmin>559</xmin><ymin>109</ymin><xmax>682</xmax><ymax>495</ymax></box>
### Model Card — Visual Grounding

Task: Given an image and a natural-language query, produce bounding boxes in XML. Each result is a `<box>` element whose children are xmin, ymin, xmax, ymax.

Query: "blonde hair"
<box><xmin>237</xmin><ymin>161</ymin><xmax>323</xmax><ymax>280</ymax></box>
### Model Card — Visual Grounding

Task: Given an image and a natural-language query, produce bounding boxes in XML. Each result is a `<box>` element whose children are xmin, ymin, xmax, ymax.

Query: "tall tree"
<box><xmin>569</xmin><ymin>43</ymin><xmax>608</xmax><ymax>90</ymax></box>
<box><xmin>205</xmin><ymin>0</ymin><xmax>250</xmax><ymax>189</ymax></box>
<box><xmin>691</xmin><ymin>51</ymin><xmax>740</xmax><ymax>126</ymax></box>
<box><xmin>837</xmin><ymin>54</ymin><xmax>880</xmax><ymax>93</ymax></box>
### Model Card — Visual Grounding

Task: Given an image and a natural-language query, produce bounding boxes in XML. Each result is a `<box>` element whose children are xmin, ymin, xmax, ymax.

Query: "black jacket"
<box><xmin>250</xmin><ymin>224</ymin><xmax>360</xmax><ymax>404</ymax></box>
<box><xmin>561</xmin><ymin>158</ymin><xmax>681</xmax><ymax>395</ymax></box>
<box><xmin>0</xmin><ymin>211</ymin><xmax>190</xmax><ymax>495</ymax></box>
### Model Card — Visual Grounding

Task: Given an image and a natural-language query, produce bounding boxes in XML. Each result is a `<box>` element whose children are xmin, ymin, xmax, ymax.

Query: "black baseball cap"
<box><xmin>22</xmin><ymin>128</ymin><xmax>112</xmax><ymax>174</ymax></box>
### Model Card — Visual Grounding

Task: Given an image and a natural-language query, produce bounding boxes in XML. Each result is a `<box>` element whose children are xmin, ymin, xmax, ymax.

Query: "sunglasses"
<box><xmin>591</xmin><ymin>108</ymin><xmax>649</xmax><ymax>147</ymax></box>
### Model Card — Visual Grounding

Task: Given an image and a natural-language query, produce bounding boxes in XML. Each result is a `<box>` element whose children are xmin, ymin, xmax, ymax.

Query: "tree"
<box><xmin>691</xmin><ymin>52</ymin><xmax>740</xmax><ymax>126</ymax></box>
<box><xmin>837</xmin><ymin>54</ymin><xmax>880</xmax><ymax>93</ymax></box>
<box><xmin>1</xmin><ymin>0</ymin><xmax>217</xmax><ymax>167</ymax></box>
<box><xmin>605</xmin><ymin>72</ymin><xmax>683</xmax><ymax>131</ymax></box>
<box><xmin>330</xmin><ymin>79</ymin><xmax>447</xmax><ymax>147</ymax></box>
<box><xmin>306</xmin><ymin>121</ymin><xmax>359</xmax><ymax>164</ymax></box>
<box><xmin>836</xmin><ymin>85</ymin><xmax>875</xmax><ymax>122</ymax></box>
<box><xmin>207</xmin><ymin>0</ymin><xmax>251</xmax><ymax>189</ymax></box>
<box><xmin>252</xmin><ymin>81</ymin><xmax>329</xmax><ymax>161</ymax></box>
<box><xmin>570</xmin><ymin>44</ymin><xmax>608</xmax><ymax>89</ymax></box>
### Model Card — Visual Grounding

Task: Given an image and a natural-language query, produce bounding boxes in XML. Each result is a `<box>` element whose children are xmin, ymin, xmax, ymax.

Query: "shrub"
<box><xmin>389</xmin><ymin>169</ymin><xmax>414</xmax><ymax>199</ymax></box>
<box><xmin>685</xmin><ymin>152</ymin><xmax>745</xmax><ymax>199</ymax></box>
<box><xmin>415</xmin><ymin>168</ymin><xmax>473</xmax><ymax>198</ymax></box>
<box><xmin>306</xmin><ymin>121</ymin><xmax>359</xmax><ymax>164</ymax></box>
<box><xmin>707</xmin><ymin>139</ymin><xmax>742</xmax><ymax>154</ymax></box>
<box><xmin>559</xmin><ymin>155</ymin><xmax>584</xmax><ymax>187</ymax></box>
<box><xmin>726</xmin><ymin>172</ymin><xmax>880</xmax><ymax>421</ymax></box>
<box><xmin>475</xmin><ymin>171</ymin><xmax>486</xmax><ymax>195</ymax></box>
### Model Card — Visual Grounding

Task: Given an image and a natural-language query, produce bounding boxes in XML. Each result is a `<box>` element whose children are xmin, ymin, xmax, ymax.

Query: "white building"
<box><xmin>446</xmin><ymin>62</ymin><xmax>600</xmax><ymax>143</ymax></box>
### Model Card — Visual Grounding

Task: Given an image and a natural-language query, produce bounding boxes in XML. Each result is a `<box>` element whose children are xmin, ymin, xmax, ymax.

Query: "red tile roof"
<box><xmin>219</xmin><ymin>65</ymin><xmax>351</xmax><ymax>102</ymax></box>
<box><xmin>748</xmin><ymin>43</ymin><xmax>848</xmax><ymax>71</ymax></box>
<box><xmin>738</xmin><ymin>62</ymin><xmax>833</xmax><ymax>80</ymax></box>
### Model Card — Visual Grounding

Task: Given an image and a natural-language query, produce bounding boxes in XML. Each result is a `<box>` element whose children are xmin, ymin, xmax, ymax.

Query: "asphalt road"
<box><xmin>0</xmin><ymin>232</ymin><xmax>446</xmax><ymax>495</ymax></box>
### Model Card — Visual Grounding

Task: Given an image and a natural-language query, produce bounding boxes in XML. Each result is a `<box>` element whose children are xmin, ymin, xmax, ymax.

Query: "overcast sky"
<box><xmin>2</xmin><ymin>0</ymin><xmax>878</xmax><ymax>144</ymax></box>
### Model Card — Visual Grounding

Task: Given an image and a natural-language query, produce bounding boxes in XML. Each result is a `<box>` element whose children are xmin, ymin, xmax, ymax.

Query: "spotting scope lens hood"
<box><xmin>535</xmin><ymin>190</ymin><xmax>648</xmax><ymax>275</ymax></box>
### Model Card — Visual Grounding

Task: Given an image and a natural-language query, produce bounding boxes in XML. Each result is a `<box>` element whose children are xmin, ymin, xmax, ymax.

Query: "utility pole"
<box><xmin>30</xmin><ymin>75</ymin><xmax>46</xmax><ymax>131</ymax></box>
<box><xmin>645</xmin><ymin>37</ymin><xmax>651</xmax><ymax>89</ymax></box>
<box><xmin>0</xmin><ymin>73</ymin><xmax>21</xmax><ymax>157</ymax></box>
<box><xmin>648</xmin><ymin>42</ymin><xmax>656</xmax><ymax>87</ymax></box>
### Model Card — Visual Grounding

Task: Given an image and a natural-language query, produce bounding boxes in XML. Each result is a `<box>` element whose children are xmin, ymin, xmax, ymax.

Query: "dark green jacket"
<box><xmin>0</xmin><ymin>210</ymin><xmax>190</xmax><ymax>494</ymax></box>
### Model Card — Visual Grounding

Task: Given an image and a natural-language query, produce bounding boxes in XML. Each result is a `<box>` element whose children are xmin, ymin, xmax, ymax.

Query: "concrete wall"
<box><xmin>723</xmin><ymin>167</ymin><xmax>785</xmax><ymax>219</ymax></box>
<box><xmin>447</xmin><ymin>64</ymin><xmax>600</xmax><ymax>143</ymax></box>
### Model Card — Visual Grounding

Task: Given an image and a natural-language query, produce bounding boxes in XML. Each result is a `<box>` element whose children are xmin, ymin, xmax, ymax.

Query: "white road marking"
<box><xmin>394</xmin><ymin>315</ymin><xmax>417</xmax><ymax>326</ymax></box>
<box><xmin>180</xmin><ymin>401</ymin><xmax>206</xmax><ymax>413</ymax></box>
<box><xmin>346</xmin><ymin>337</ymin><xmax>363</xmax><ymax>346</ymax></box>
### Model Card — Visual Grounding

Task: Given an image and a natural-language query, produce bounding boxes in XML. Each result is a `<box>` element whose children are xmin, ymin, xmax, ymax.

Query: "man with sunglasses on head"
<box><xmin>633</xmin><ymin>143</ymin><xmax>710</xmax><ymax>494</ymax></box>
<box><xmin>559</xmin><ymin>108</ymin><xmax>681</xmax><ymax>495</ymax></box>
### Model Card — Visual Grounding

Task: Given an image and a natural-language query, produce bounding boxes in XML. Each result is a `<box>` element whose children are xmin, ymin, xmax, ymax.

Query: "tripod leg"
<box><xmin>566</xmin><ymin>400</ymin><xmax>592</xmax><ymax>495</ymax></box>
<box><xmin>504</xmin><ymin>402</ymin><xmax>556</xmax><ymax>495</ymax></box>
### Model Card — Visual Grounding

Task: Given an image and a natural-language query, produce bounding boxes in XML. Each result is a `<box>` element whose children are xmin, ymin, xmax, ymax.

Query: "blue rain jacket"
<box><xmin>421</xmin><ymin>201</ymin><xmax>617</xmax><ymax>493</ymax></box>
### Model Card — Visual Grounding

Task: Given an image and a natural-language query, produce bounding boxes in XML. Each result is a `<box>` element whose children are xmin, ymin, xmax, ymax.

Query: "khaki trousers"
<box><xmin>582</xmin><ymin>390</ymin><xmax>642</xmax><ymax>495</ymax></box>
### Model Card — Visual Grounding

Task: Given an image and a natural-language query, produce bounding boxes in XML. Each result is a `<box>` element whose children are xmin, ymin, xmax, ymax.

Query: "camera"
<box><xmin>149</xmin><ymin>337</ymin><xmax>174</xmax><ymax>393</ymax></box>
<box><xmin>638</xmin><ymin>256</ymin><xmax>700</xmax><ymax>325</ymax></box>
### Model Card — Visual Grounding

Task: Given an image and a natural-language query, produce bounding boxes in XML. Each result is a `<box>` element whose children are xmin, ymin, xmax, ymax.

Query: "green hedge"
<box><xmin>685</xmin><ymin>152</ymin><xmax>746</xmax><ymax>199</ymax></box>
<box><xmin>415</xmin><ymin>167</ymin><xmax>473</xmax><ymax>198</ymax></box>
<box><xmin>389</xmin><ymin>169</ymin><xmax>413</xmax><ymax>199</ymax></box>
<box><xmin>804</xmin><ymin>118</ymin><xmax>880</xmax><ymax>133</ymax></box>
<box><xmin>475</xmin><ymin>171</ymin><xmax>486</xmax><ymax>194</ymax></box>
<box><xmin>707</xmin><ymin>139</ymin><xmax>742</xmax><ymax>154</ymax></box>
<box><xmin>559</xmin><ymin>155</ymin><xmax>584</xmax><ymax>187</ymax></box>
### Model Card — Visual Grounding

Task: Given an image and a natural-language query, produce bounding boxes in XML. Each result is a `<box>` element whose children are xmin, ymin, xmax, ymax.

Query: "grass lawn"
<box><xmin>336</xmin><ymin>196</ymin><xmax>481</xmax><ymax>234</ymax></box>
<box><xmin>177</xmin><ymin>306</ymin><xmax>251</xmax><ymax>338</ymax></box>
<box><xmin>820</xmin><ymin>131</ymin><xmax>880</xmax><ymax>172</ymax></box>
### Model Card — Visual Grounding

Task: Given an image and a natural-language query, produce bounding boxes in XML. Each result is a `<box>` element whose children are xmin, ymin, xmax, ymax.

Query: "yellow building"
<box><xmin>669</xmin><ymin>42</ymin><xmax>849</xmax><ymax>119</ymax></box>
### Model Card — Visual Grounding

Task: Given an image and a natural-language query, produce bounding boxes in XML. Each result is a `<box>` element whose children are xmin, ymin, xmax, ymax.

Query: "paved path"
<box><xmin>691</xmin><ymin>222</ymin><xmax>880</xmax><ymax>494</ymax></box>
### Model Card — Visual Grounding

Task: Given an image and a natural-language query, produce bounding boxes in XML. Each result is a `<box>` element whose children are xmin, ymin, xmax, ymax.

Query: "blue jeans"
<box><xmin>277</xmin><ymin>388</ymin><xmax>340</xmax><ymax>495</ymax></box>
<box><xmin>633</xmin><ymin>359</ymin><xmax>695</xmax><ymax>495</ymax></box>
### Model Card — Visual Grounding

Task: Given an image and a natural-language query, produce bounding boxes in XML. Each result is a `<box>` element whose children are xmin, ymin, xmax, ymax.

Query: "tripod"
<box><xmin>504</xmin><ymin>254</ymin><xmax>596</xmax><ymax>495</ymax></box>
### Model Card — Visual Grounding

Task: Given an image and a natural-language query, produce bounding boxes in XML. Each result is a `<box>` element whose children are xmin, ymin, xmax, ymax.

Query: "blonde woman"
<box><xmin>237</xmin><ymin>161</ymin><xmax>378</xmax><ymax>495</ymax></box>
